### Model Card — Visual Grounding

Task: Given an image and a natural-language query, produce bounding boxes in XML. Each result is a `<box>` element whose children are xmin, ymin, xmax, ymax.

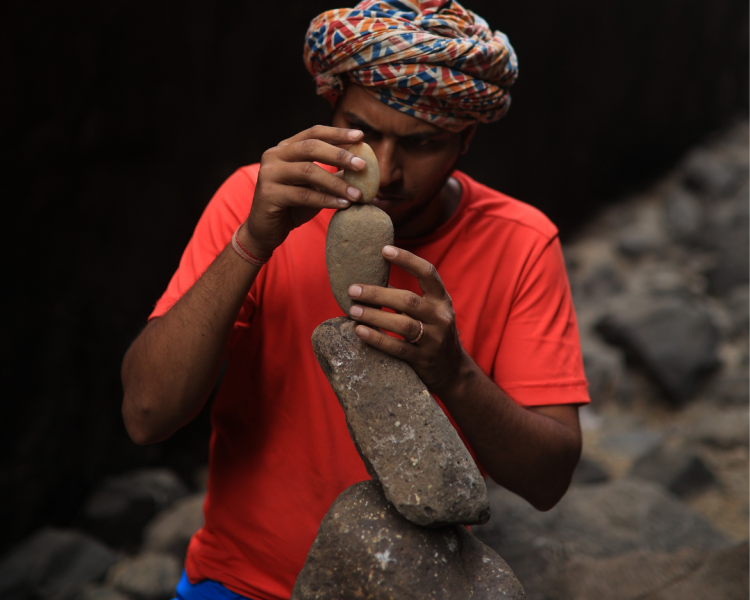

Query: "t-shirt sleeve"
<box><xmin>493</xmin><ymin>235</ymin><xmax>590</xmax><ymax>406</ymax></box>
<box><xmin>149</xmin><ymin>167</ymin><xmax>258</xmax><ymax>321</ymax></box>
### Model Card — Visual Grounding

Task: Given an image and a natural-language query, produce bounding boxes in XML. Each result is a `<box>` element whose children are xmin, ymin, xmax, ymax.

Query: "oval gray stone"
<box><xmin>325</xmin><ymin>204</ymin><xmax>393</xmax><ymax>315</ymax></box>
<box><xmin>312</xmin><ymin>317</ymin><xmax>490</xmax><ymax>527</ymax></box>
<box><xmin>291</xmin><ymin>481</ymin><xmax>525</xmax><ymax>600</ymax></box>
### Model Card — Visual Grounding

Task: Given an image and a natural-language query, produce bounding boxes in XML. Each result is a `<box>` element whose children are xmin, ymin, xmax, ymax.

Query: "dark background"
<box><xmin>1</xmin><ymin>0</ymin><xmax>747</xmax><ymax>552</ymax></box>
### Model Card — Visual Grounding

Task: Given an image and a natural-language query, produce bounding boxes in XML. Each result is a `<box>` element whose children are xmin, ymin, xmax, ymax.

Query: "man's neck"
<box><xmin>394</xmin><ymin>176</ymin><xmax>463</xmax><ymax>240</ymax></box>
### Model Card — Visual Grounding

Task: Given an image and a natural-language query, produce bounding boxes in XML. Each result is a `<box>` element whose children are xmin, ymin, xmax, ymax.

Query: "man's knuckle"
<box><xmin>301</xmin><ymin>138</ymin><xmax>318</xmax><ymax>153</ymax></box>
<box><xmin>394</xmin><ymin>343</ymin><xmax>409</xmax><ymax>359</ymax></box>
<box><xmin>336</xmin><ymin>147</ymin><xmax>348</xmax><ymax>161</ymax></box>
<box><xmin>300</xmin><ymin>162</ymin><xmax>315</xmax><ymax>176</ymax></box>
<box><xmin>406</xmin><ymin>293</ymin><xmax>422</xmax><ymax>311</ymax></box>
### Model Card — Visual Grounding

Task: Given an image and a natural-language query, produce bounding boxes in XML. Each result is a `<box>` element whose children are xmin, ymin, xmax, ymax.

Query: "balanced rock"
<box><xmin>325</xmin><ymin>204</ymin><xmax>393</xmax><ymax>315</ymax></box>
<box><xmin>312</xmin><ymin>317</ymin><xmax>489</xmax><ymax>527</ymax></box>
<box><xmin>290</xmin><ymin>481</ymin><xmax>524</xmax><ymax>600</ymax></box>
<box><xmin>343</xmin><ymin>142</ymin><xmax>380</xmax><ymax>203</ymax></box>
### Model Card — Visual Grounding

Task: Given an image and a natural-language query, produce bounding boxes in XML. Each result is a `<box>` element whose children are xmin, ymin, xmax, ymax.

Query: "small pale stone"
<box><xmin>290</xmin><ymin>481</ymin><xmax>524</xmax><ymax>600</ymax></box>
<box><xmin>325</xmin><ymin>204</ymin><xmax>393</xmax><ymax>314</ymax></box>
<box><xmin>312</xmin><ymin>318</ymin><xmax>490</xmax><ymax>527</ymax></box>
<box><xmin>343</xmin><ymin>142</ymin><xmax>380</xmax><ymax>203</ymax></box>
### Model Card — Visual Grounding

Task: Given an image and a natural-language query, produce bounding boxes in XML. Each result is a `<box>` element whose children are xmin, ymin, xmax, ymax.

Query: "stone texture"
<box><xmin>290</xmin><ymin>480</ymin><xmax>524</xmax><ymax>600</ymax></box>
<box><xmin>571</xmin><ymin>456</ymin><xmax>610</xmax><ymax>485</ymax></box>
<box><xmin>629</xmin><ymin>445</ymin><xmax>716</xmax><ymax>498</ymax></box>
<box><xmin>473</xmin><ymin>479</ymin><xmax>729</xmax><ymax>599</ymax></box>
<box><xmin>0</xmin><ymin>528</ymin><xmax>120</xmax><ymax>600</ymax></box>
<box><xmin>142</xmin><ymin>493</ymin><xmax>205</xmax><ymax>562</ymax></box>
<box><xmin>689</xmin><ymin>407</ymin><xmax>750</xmax><ymax>448</ymax></box>
<box><xmin>106</xmin><ymin>552</ymin><xmax>181</xmax><ymax>600</ymax></box>
<box><xmin>81</xmin><ymin>469</ymin><xmax>188</xmax><ymax>549</ymax></box>
<box><xmin>312</xmin><ymin>317</ymin><xmax>489</xmax><ymax>527</ymax></box>
<box><xmin>342</xmin><ymin>142</ymin><xmax>380</xmax><ymax>204</ymax></box>
<box><xmin>325</xmin><ymin>205</ymin><xmax>393</xmax><ymax>315</ymax></box>
<box><xmin>596</xmin><ymin>297</ymin><xmax>721</xmax><ymax>403</ymax></box>
<box><xmin>645</xmin><ymin>542</ymin><xmax>749</xmax><ymax>600</ymax></box>
<box><xmin>541</xmin><ymin>548</ymin><xmax>705</xmax><ymax>600</ymax></box>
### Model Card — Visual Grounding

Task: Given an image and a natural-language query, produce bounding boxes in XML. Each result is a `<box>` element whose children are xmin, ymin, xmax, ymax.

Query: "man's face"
<box><xmin>332</xmin><ymin>85</ymin><xmax>469</xmax><ymax>237</ymax></box>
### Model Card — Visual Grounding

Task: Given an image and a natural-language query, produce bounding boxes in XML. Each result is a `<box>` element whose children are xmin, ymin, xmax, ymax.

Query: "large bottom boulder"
<box><xmin>290</xmin><ymin>480</ymin><xmax>524</xmax><ymax>600</ymax></box>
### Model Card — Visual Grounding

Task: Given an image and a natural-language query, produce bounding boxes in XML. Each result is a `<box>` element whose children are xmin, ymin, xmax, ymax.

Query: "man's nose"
<box><xmin>373</xmin><ymin>139</ymin><xmax>402</xmax><ymax>188</ymax></box>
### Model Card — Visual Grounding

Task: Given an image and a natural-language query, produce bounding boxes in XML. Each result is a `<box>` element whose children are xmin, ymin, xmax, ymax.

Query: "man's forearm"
<box><xmin>439</xmin><ymin>351</ymin><xmax>582</xmax><ymax>511</ymax></box>
<box><xmin>122</xmin><ymin>240</ymin><xmax>261</xmax><ymax>445</ymax></box>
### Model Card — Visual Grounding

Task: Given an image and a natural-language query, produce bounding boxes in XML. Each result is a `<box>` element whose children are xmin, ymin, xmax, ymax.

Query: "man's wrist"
<box><xmin>434</xmin><ymin>347</ymin><xmax>476</xmax><ymax>402</ymax></box>
<box><xmin>236</xmin><ymin>222</ymin><xmax>275</xmax><ymax>260</ymax></box>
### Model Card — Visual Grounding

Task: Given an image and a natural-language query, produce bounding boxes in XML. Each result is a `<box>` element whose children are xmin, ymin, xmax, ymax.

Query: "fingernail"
<box><xmin>347</xmin><ymin>186</ymin><xmax>361</xmax><ymax>200</ymax></box>
<box><xmin>383</xmin><ymin>245</ymin><xmax>398</xmax><ymax>258</ymax></box>
<box><xmin>350</xmin><ymin>305</ymin><xmax>363</xmax><ymax>317</ymax></box>
<box><xmin>351</xmin><ymin>157</ymin><xmax>366</xmax><ymax>170</ymax></box>
<box><xmin>348</xmin><ymin>130</ymin><xmax>363</xmax><ymax>139</ymax></box>
<box><xmin>355</xmin><ymin>325</ymin><xmax>369</xmax><ymax>339</ymax></box>
<box><xmin>337</xmin><ymin>198</ymin><xmax>350</xmax><ymax>206</ymax></box>
<box><xmin>348</xmin><ymin>285</ymin><xmax>362</xmax><ymax>297</ymax></box>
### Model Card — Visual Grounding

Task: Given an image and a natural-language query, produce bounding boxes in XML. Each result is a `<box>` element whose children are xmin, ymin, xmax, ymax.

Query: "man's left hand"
<box><xmin>347</xmin><ymin>245</ymin><xmax>466</xmax><ymax>395</ymax></box>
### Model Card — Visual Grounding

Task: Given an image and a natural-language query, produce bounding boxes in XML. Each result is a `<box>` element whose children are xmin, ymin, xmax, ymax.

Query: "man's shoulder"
<box><xmin>456</xmin><ymin>171</ymin><xmax>558</xmax><ymax>242</ymax></box>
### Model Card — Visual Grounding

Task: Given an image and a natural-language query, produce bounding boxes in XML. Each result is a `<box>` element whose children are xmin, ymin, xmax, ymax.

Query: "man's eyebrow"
<box><xmin>342</xmin><ymin>111</ymin><xmax>444</xmax><ymax>141</ymax></box>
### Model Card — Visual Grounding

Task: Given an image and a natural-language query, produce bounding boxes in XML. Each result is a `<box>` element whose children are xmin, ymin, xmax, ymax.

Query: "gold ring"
<box><xmin>409</xmin><ymin>320</ymin><xmax>424</xmax><ymax>344</ymax></box>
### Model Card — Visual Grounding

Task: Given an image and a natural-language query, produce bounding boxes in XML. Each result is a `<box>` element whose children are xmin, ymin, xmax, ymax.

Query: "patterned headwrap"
<box><xmin>304</xmin><ymin>0</ymin><xmax>518</xmax><ymax>132</ymax></box>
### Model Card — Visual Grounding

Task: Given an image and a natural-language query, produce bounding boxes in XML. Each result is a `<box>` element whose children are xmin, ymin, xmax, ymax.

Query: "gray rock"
<box><xmin>142</xmin><ymin>493</ymin><xmax>205</xmax><ymax>562</ymax></box>
<box><xmin>689</xmin><ymin>407</ymin><xmax>750</xmax><ymax>448</ymax></box>
<box><xmin>726</xmin><ymin>285</ymin><xmax>749</xmax><ymax>336</ymax></box>
<box><xmin>702</xmin><ymin>195</ymin><xmax>749</xmax><ymax>295</ymax></box>
<box><xmin>82</xmin><ymin>469</ymin><xmax>188</xmax><ymax>549</ymax></box>
<box><xmin>645</xmin><ymin>542</ymin><xmax>748</xmax><ymax>600</ymax></box>
<box><xmin>572</xmin><ymin>456</ymin><xmax>610</xmax><ymax>485</ymax></box>
<box><xmin>312</xmin><ymin>317</ymin><xmax>489</xmax><ymax>527</ymax></box>
<box><xmin>0</xmin><ymin>528</ymin><xmax>120</xmax><ymax>600</ymax></box>
<box><xmin>325</xmin><ymin>204</ymin><xmax>393</xmax><ymax>315</ymax></box>
<box><xmin>473</xmin><ymin>479</ymin><xmax>729</xmax><ymax>599</ymax></box>
<box><xmin>75</xmin><ymin>585</ymin><xmax>131</xmax><ymax>600</ymax></box>
<box><xmin>601</xmin><ymin>429</ymin><xmax>664</xmax><ymax>460</ymax></box>
<box><xmin>541</xmin><ymin>548</ymin><xmax>705</xmax><ymax>600</ymax></box>
<box><xmin>629</xmin><ymin>445</ymin><xmax>716</xmax><ymax>497</ymax></box>
<box><xmin>290</xmin><ymin>480</ymin><xmax>524</xmax><ymax>600</ymax></box>
<box><xmin>663</xmin><ymin>188</ymin><xmax>703</xmax><ymax>243</ymax></box>
<box><xmin>683</xmin><ymin>149</ymin><xmax>741</xmax><ymax>197</ymax></box>
<box><xmin>106</xmin><ymin>553</ymin><xmax>181</xmax><ymax>600</ymax></box>
<box><xmin>596</xmin><ymin>297</ymin><xmax>721</xmax><ymax>403</ymax></box>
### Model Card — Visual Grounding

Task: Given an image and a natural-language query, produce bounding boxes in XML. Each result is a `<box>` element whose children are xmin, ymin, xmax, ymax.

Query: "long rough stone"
<box><xmin>290</xmin><ymin>480</ymin><xmax>524</xmax><ymax>600</ymax></box>
<box><xmin>312</xmin><ymin>317</ymin><xmax>489</xmax><ymax>527</ymax></box>
<box><xmin>325</xmin><ymin>204</ymin><xmax>393</xmax><ymax>315</ymax></box>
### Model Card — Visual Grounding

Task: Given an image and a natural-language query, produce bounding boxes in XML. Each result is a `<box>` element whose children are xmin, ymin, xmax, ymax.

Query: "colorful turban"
<box><xmin>304</xmin><ymin>0</ymin><xmax>518</xmax><ymax>132</ymax></box>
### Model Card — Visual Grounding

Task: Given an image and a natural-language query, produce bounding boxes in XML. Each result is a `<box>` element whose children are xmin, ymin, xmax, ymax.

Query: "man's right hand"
<box><xmin>241</xmin><ymin>126</ymin><xmax>367</xmax><ymax>258</ymax></box>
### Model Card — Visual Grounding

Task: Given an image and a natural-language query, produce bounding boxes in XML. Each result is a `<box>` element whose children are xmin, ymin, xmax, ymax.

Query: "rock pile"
<box><xmin>472</xmin><ymin>118</ymin><xmax>749</xmax><ymax>599</ymax></box>
<box><xmin>291</xmin><ymin>200</ymin><xmax>521</xmax><ymax>598</ymax></box>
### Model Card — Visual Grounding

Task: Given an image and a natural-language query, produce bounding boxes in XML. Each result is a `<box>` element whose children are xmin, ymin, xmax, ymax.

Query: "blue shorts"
<box><xmin>174</xmin><ymin>571</ymin><xmax>256</xmax><ymax>600</ymax></box>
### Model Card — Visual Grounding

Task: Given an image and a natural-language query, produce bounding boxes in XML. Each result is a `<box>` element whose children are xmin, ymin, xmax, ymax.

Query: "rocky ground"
<box><xmin>1</xmin><ymin>121</ymin><xmax>747</xmax><ymax>600</ymax></box>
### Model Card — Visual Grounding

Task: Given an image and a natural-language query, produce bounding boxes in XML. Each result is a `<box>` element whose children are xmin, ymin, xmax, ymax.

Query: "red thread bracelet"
<box><xmin>231</xmin><ymin>227</ymin><xmax>272</xmax><ymax>266</ymax></box>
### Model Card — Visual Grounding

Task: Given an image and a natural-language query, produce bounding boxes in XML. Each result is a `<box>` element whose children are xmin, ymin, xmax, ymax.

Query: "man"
<box><xmin>122</xmin><ymin>2</ymin><xmax>589</xmax><ymax>599</ymax></box>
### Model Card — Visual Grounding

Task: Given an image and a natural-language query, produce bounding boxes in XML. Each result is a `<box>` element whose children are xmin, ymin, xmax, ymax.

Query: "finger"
<box><xmin>278</xmin><ymin>185</ymin><xmax>352</xmax><ymax>210</ymax></box>
<box><xmin>382</xmin><ymin>245</ymin><xmax>448</xmax><ymax>298</ymax></box>
<box><xmin>348</xmin><ymin>284</ymin><xmax>431</xmax><ymax>320</ymax></box>
<box><xmin>354</xmin><ymin>325</ymin><xmax>415</xmax><ymax>361</ymax></box>
<box><xmin>276</xmin><ymin>138</ymin><xmax>368</xmax><ymax>173</ymax></box>
<box><xmin>349</xmin><ymin>304</ymin><xmax>424</xmax><ymax>342</ymax></box>
<box><xmin>276</xmin><ymin>162</ymin><xmax>362</xmax><ymax>201</ymax></box>
<box><xmin>278</xmin><ymin>125</ymin><xmax>363</xmax><ymax>149</ymax></box>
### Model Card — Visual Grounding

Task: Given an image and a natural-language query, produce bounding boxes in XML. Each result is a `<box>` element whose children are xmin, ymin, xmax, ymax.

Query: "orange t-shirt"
<box><xmin>150</xmin><ymin>164</ymin><xmax>589</xmax><ymax>600</ymax></box>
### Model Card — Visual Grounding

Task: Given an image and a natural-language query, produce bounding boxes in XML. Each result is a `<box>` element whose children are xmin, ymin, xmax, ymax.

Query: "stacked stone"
<box><xmin>291</xmin><ymin>148</ymin><xmax>525</xmax><ymax>599</ymax></box>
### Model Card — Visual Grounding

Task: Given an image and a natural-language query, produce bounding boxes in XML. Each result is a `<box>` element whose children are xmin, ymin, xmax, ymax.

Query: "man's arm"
<box><xmin>122</xmin><ymin>126</ymin><xmax>368</xmax><ymax>444</ymax></box>
<box><xmin>346</xmin><ymin>245</ymin><xmax>582</xmax><ymax>511</ymax></box>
